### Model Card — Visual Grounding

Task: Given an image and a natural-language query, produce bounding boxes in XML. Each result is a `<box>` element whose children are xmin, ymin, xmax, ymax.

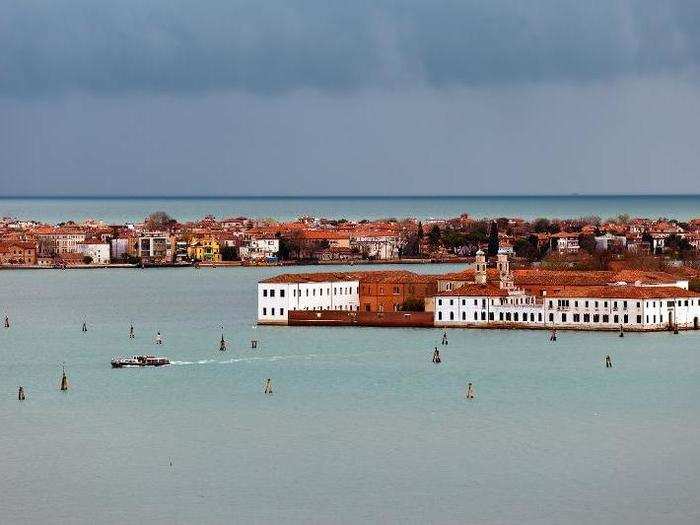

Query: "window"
<box><xmin>319</xmin><ymin>289</ymin><xmax>323</xmax><ymax>296</ymax></box>
<box><xmin>262</xmin><ymin>307</ymin><xmax>267</xmax><ymax>315</ymax></box>
<box><xmin>506</xmin><ymin>312</ymin><xmax>512</xmax><ymax>321</ymax></box>
<box><xmin>312</xmin><ymin>289</ymin><xmax>316</xmax><ymax>296</ymax></box>
<box><xmin>514</xmin><ymin>313</ymin><xmax>519</xmax><ymax>322</ymax></box>
<box><xmin>637</xmin><ymin>315</ymin><xmax>642</xmax><ymax>323</ymax></box>
<box><xmin>623</xmin><ymin>301</ymin><xmax>628</xmax><ymax>309</ymax></box>
<box><xmin>449</xmin><ymin>299</ymin><xmax>454</xmax><ymax>306</ymax></box>
<box><xmin>270</xmin><ymin>290</ymin><xmax>275</xmax><ymax>297</ymax></box>
<box><xmin>623</xmin><ymin>315</ymin><xmax>628</xmax><ymax>323</ymax></box>
<box><xmin>538</xmin><ymin>313</ymin><xmax>542</xmax><ymax>322</ymax></box>
<box><xmin>462</xmin><ymin>299</ymin><xmax>466</xmax><ymax>306</ymax></box>
<box><xmin>603</xmin><ymin>315</ymin><xmax>609</xmax><ymax>323</ymax></box>
<box><xmin>306</xmin><ymin>289</ymin><xmax>309</xmax><ymax>297</ymax></box>
<box><xmin>584</xmin><ymin>314</ymin><xmax>590</xmax><ymax>322</ymax></box>
<box><xmin>463</xmin><ymin>312</ymin><xmax>467</xmax><ymax>321</ymax></box>
<box><xmin>614</xmin><ymin>315</ymin><xmax>618</xmax><ymax>324</ymax></box>
<box><xmin>473</xmin><ymin>312</ymin><xmax>477</xmax><ymax>320</ymax></box>
<box><xmin>594</xmin><ymin>314</ymin><xmax>600</xmax><ymax>323</ymax></box>
<box><xmin>263</xmin><ymin>289</ymin><xmax>268</xmax><ymax>297</ymax></box>
<box><xmin>271</xmin><ymin>308</ymin><xmax>275</xmax><ymax>315</ymax></box>
<box><xmin>280</xmin><ymin>289</ymin><xmax>285</xmax><ymax>298</ymax></box>
<box><xmin>573</xmin><ymin>314</ymin><xmax>580</xmax><ymax>322</ymax></box>
<box><xmin>499</xmin><ymin>313</ymin><xmax>504</xmax><ymax>321</ymax></box>
<box><xmin>449</xmin><ymin>312</ymin><xmax>454</xmax><ymax>321</ymax></box>
<box><xmin>489</xmin><ymin>312</ymin><xmax>494</xmax><ymax>321</ymax></box>
<box><xmin>530</xmin><ymin>313</ymin><xmax>535</xmax><ymax>322</ymax></box>
<box><xmin>561</xmin><ymin>313</ymin><xmax>567</xmax><ymax>322</ymax></box>
<box><xmin>481</xmin><ymin>312</ymin><xmax>486</xmax><ymax>321</ymax></box>
<box><xmin>585</xmin><ymin>301</ymin><xmax>589</xmax><ymax>308</ymax></box>
<box><xmin>548</xmin><ymin>313</ymin><xmax>554</xmax><ymax>322</ymax></box>
<box><xmin>438</xmin><ymin>299</ymin><xmax>442</xmax><ymax>306</ymax></box>
<box><xmin>438</xmin><ymin>312</ymin><xmax>442</xmax><ymax>320</ymax></box>
<box><xmin>574</xmin><ymin>301</ymin><xmax>578</xmax><ymax>307</ymax></box>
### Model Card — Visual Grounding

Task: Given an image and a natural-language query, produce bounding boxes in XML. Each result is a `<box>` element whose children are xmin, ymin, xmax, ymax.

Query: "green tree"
<box><xmin>428</xmin><ymin>225</ymin><xmax>441</xmax><ymax>249</ymax></box>
<box><xmin>578</xmin><ymin>234</ymin><xmax>597</xmax><ymax>254</ymax></box>
<box><xmin>487</xmin><ymin>220</ymin><xmax>499</xmax><ymax>256</ymax></box>
<box><xmin>400</xmin><ymin>297</ymin><xmax>425</xmax><ymax>311</ymax></box>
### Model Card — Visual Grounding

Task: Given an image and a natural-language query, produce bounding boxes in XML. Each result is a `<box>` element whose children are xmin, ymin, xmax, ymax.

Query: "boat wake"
<box><xmin>170</xmin><ymin>354</ymin><xmax>317</xmax><ymax>366</ymax></box>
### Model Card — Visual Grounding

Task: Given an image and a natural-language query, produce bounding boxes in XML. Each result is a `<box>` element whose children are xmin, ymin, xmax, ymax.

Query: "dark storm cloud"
<box><xmin>2</xmin><ymin>0</ymin><xmax>700</xmax><ymax>97</ymax></box>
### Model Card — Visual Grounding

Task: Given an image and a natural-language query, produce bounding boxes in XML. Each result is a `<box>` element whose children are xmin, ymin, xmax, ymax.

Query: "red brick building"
<box><xmin>358</xmin><ymin>271</ymin><xmax>438</xmax><ymax>312</ymax></box>
<box><xmin>0</xmin><ymin>241</ymin><xmax>37</xmax><ymax>265</ymax></box>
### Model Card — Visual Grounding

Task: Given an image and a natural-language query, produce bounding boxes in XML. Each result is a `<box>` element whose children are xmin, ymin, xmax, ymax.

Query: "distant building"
<box><xmin>77</xmin><ymin>240</ymin><xmax>111</xmax><ymax>264</ymax></box>
<box><xmin>595</xmin><ymin>233</ymin><xmax>627</xmax><ymax>252</ymax></box>
<box><xmin>239</xmin><ymin>238</ymin><xmax>279</xmax><ymax>262</ymax></box>
<box><xmin>138</xmin><ymin>232</ymin><xmax>171</xmax><ymax>263</ymax></box>
<box><xmin>0</xmin><ymin>241</ymin><xmax>37</xmax><ymax>265</ymax></box>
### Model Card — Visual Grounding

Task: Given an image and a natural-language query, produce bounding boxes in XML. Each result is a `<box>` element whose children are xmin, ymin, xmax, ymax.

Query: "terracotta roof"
<box><xmin>261</xmin><ymin>270</ymin><xmax>439</xmax><ymax>285</ymax></box>
<box><xmin>438</xmin><ymin>283</ymin><xmax>509</xmax><ymax>297</ymax></box>
<box><xmin>546</xmin><ymin>286</ymin><xmax>700</xmax><ymax>299</ymax></box>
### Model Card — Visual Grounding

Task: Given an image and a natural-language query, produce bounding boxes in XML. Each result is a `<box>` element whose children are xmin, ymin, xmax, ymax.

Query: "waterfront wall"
<box><xmin>287</xmin><ymin>310</ymin><xmax>434</xmax><ymax>328</ymax></box>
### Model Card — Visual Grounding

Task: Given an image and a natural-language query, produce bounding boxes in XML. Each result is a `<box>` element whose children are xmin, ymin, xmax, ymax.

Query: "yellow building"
<box><xmin>187</xmin><ymin>237</ymin><xmax>221</xmax><ymax>262</ymax></box>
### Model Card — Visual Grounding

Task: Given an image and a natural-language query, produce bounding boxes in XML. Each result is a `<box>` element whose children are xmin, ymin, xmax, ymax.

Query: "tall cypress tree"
<box><xmin>487</xmin><ymin>220</ymin><xmax>499</xmax><ymax>256</ymax></box>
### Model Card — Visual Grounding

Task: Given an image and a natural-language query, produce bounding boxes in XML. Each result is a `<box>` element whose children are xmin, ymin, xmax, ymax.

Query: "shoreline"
<box><xmin>0</xmin><ymin>258</ymin><xmax>471</xmax><ymax>270</ymax></box>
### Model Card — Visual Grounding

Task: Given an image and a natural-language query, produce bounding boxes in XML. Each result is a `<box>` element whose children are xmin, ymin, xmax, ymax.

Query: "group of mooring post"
<box><xmin>430</xmin><ymin>323</ymin><xmax>655</xmax><ymax>400</ymax></box>
<box><xmin>549</xmin><ymin>327</ymin><xmax>616</xmax><ymax>368</ymax></box>
<box><xmin>431</xmin><ymin>331</ymin><xmax>477</xmax><ymax>399</ymax></box>
<box><xmin>10</xmin><ymin>316</ymin><xmax>268</xmax><ymax>401</ymax></box>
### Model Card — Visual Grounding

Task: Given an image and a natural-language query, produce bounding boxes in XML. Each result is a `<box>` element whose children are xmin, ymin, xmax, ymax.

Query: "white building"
<box><xmin>257</xmin><ymin>272</ymin><xmax>360</xmax><ymax>324</ymax></box>
<box><xmin>350</xmin><ymin>233</ymin><xmax>399</xmax><ymax>260</ymax></box>
<box><xmin>240</xmin><ymin>238</ymin><xmax>280</xmax><ymax>262</ymax></box>
<box><xmin>77</xmin><ymin>241</ymin><xmax>111</xmax><ymax>264</ymax></box>
<box><xmin>550</xmin><ymin>232</ymin><xmax>580</xmax><ymax>254</ymax></box>
<box><xmin>433</xmin><ymin>253</ymin><xmax>700</xmax><ymax>331</ymax></box>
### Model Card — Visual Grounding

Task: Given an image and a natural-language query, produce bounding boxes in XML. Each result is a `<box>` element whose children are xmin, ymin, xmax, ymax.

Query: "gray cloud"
<box><xmin>2</xmin><ymin>0</ymin><xmax>700</xmax><ymax>97</ymax></box>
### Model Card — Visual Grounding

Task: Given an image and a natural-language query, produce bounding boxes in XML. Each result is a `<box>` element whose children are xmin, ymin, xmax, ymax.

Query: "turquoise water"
<box><xmin>2</xmin><ymin>265</ymin><xmax>700</xmax><ymax>524</ymax></box>
<box><xmin>1</xmin><ymin>195</ymin><xmax>699</xmax><ymax>223</ymax></box>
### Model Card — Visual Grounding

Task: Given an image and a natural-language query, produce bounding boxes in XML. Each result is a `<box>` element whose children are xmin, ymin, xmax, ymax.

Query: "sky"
<box><xmin>1</xmin><ymin>0</ymin><xmax>700</xmax><ymax>196</ymax></box>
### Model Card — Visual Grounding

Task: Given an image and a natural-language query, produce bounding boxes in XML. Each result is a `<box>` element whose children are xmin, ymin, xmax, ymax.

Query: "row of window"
<box><xmin>549</xmin><ymin>299</ymin><xmax>635</xmax><ymax>309</ymax></box>
<box><xmin>262</xmin><ymin>286</ymin><xmax>358</xmax><ymax>298</ymax></box>
<box><xmin>261</xmin><ymin>307</ymin><xmax>285</xmax><ymax>316</ymax></box>
<box><xmin>438</xmin><ymin>310</ymin><xmax>543</xmax><ymax>322</ymax></box>
<box><xmin>437</xmin><ymin>310</ymin><xmax>674</xmax><ymax>325</ymax></box>
<box><xmin>549</xmin><ymin>313</ymin><xmax>635</xmax><ymax>324</ymax></box>
<box><xmin>261</xmin><ymin>304</ymin><xmax>359</xmax><ymax>316</ymax></box>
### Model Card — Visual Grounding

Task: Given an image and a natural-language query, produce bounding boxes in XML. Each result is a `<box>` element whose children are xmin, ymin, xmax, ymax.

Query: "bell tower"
<box><xmin>497</xmin><ymin>252</ymin><xmax>514</xmax><ymax>290</ymax></box>
<box><xmin>475</xmin><ymin>249</ymin><xmax>487</xmax><ymax>285</ymax></box>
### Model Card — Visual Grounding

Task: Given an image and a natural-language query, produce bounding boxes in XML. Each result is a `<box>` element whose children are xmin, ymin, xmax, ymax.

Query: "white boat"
<box><xmin>111</xmin><ymin>355</ymin><xmax>170</xmax><ymax>368</ymax></box>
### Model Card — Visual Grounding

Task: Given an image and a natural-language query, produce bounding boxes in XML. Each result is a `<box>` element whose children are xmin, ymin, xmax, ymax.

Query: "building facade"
<box><xmin>257</xmin><ymin>273</ymin><xmax>360</xmax><ymax>324</ymax></box>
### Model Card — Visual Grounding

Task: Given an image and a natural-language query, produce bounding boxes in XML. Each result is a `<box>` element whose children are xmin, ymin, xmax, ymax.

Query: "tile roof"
<box><xmin>438</xmin><ymin>283</ymin><xmax>509</xmax><ymax>297</ymax></box>
<box><xmin>546</xmin><ymin>286</ymin><xmax>700</xmax><ymax>299</ymax></box>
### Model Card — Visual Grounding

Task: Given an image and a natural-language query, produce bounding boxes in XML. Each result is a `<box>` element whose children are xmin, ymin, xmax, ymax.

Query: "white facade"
<box><xmin>77</xmin><ymin>242</ymin><xmax>111</xmax><ymax>264</ymax></box>
<box><xmin>350</xmin><ymin>235</ymin><xmax>399</xmax><ymax>260</ymax></box>
<box><xmin>257</xmin><ymin>279</ymin><xmax>360</xmax><ymax>323</ymax></box>
<box><xmin>435</xmin><ymin>291</ymin><xmax>700</xmax><ymax>331</ymax></box>
<box><xmin>240</xmin><ymin>238</ymin><xmax>280</xmax><ymax>261</ymax></box>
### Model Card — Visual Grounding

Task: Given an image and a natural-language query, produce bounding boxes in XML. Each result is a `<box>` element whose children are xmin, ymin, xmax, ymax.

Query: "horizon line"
<box><xmin>1</xmin><ymin>193</ymin><xmax>700</xmax><ymax>200</ymax></box>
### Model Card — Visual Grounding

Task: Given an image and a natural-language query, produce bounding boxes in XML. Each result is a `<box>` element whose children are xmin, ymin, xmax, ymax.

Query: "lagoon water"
<box><xmin>2</xmin><ymin>194</ymin><xmax>700</xmax><ymax>223</ymax></box>
<box><xmin>2</xmin><ymin>264</ymin><xmax>700</xmax><ymax>524</ymax></box>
